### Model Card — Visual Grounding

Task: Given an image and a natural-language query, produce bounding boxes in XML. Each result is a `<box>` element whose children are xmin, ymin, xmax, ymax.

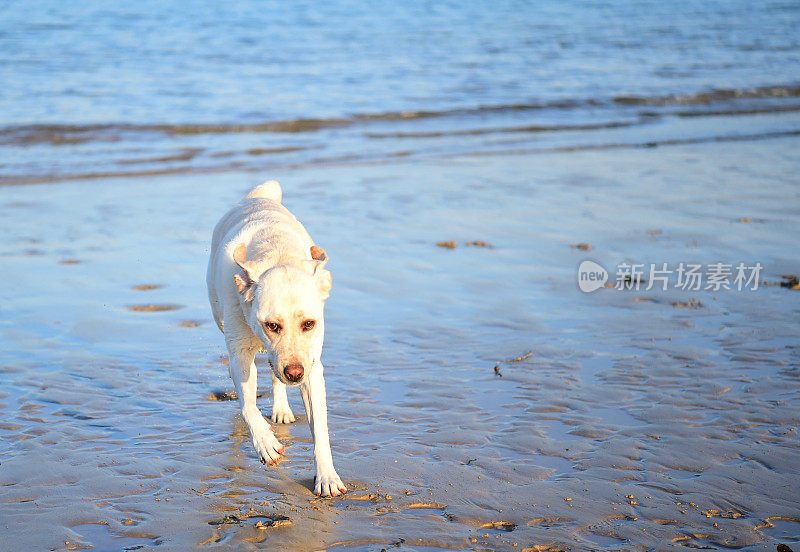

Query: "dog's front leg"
<box><xmin>227</xmin><ymin>340</ymin><xmax>284</xmax><ymax>465</ymax></box>
<box><xmin>300</xmin><ymin>363</ymin><xmax>346</xmax><ymax>497</ymax></box>
<box><xmin>271</xmin><ymin>373</ymin><xmax>296</xmax><ymax>424</ymax></box>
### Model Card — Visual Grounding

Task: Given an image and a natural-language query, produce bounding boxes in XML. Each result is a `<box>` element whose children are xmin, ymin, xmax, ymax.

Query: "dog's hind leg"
<box><xmin>271</xmin><ymin>373</ymin><xmax>296</xmax><ymax>424</ymax></box>
<box><xmin>226</xmin><ymin>338</ymin><xmax>284</xmax><ymax>465</ymax></box>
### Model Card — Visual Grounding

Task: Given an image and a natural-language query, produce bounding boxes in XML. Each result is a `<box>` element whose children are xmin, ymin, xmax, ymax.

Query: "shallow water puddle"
<box><xmin>69</xmin><ymin>522</ymin><xmax>160</xmax><ymax>551</ymax></box>
<box><xmin>322</xmin><ymin>539</ymin><xmax>470</xmax><ymax>552</ymax></box>
<box><xmin>757</xmin><ymin>517</ymin><xmax>800</xmax><ymax>542</ymax></box>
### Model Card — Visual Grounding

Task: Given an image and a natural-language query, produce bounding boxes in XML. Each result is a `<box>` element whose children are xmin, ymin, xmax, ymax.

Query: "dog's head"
<box><xmin>233</xmin><ymin>243</ymin><xmax>332</xmax><ymax>386</ymax></box>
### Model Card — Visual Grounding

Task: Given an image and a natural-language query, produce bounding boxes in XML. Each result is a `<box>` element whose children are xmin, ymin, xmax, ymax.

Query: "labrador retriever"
<box><xmin>206</xmin><ymin>180</ymin><xmax>346</xmax><ymax>497</ymax></box>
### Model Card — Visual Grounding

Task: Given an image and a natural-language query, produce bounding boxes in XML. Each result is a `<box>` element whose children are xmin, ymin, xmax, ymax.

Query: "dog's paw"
<box><xmin>251</xmin><ymin>421</ymin><xmax>284</xmax><ymax>466</ymax></box>
<box><xmin>271</xmin><ymin>402</ymin><xmax>296</xmax><ymax>424</ymax></box>
<box><xmin>314</xmin><ymin>469</ymin><xmax>347</xmax><ymax>497</ymax></box>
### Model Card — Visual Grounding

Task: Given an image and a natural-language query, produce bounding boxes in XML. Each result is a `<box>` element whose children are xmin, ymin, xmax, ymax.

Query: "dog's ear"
<box><xmin>308</xmin><ymin>246</ymin><xmax>332</xmax><ymax>299</ymax></box>
<box><xmin>310</xmin><ymin>245</ymin><xmax>328</xmax><ymax>267</ymax></box>
<box><xmin>232</xmin><ymin>243</ymin><xmax>259</xmax><ymax>296</ymax></box>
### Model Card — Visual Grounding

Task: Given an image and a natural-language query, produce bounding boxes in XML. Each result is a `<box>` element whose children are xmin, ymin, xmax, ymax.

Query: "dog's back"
<box><xmin>206</xmin><ymin>180</ymin><xmax>313</xmax><ymax>332</ymax></box>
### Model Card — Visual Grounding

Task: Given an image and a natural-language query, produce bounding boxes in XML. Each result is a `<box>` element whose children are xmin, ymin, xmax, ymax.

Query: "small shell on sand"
<box><xmin>403</xmin><ymin>502</ymin><xmax>447</xmax><ymax>510</ymax></box>
<box><xmin>671</xmin><ymin>298</ymin><xmax>703</xmax><ymax>308</ymax></box>
<box><xmin>206</xmin><ymin>390</ymin><xmax>264</xmax><ymax>401</ymax></box>
<box><xmin>437</xmin><ymin>240</ymin><xmax>494</xmax><ymax>249</ymax></box>
<box><xmin>779</xmin><ymin>275</ymin><xmax>800</xmax><ymax>290</ymax></box>
<box><xmin>479</xmin><ymin>520</ymin><xmax>517</xmax><ymax>531</ymax></box>
<box><xmin>128</xmin><ymin>304</ymin><xmax>182</xmax><ymax>312</ymax></box>
<box><xmin>252</xmin><ymin>515</ymin><xmax>292</xmax><ymax>529</ymax></box>
<box><xmin>209</xmin><ymin>514</ymin><xmax>292</xmax><ymax>529</ymax></box>
<box><xmin>207</xmin><ymin>390</ymin><xmax>237</xmax><ymax>401</ymax></box>
<box><xmin>131</xmin><ymin>284</ymin><xmax>163</xmax><ymax>291</ymax></box>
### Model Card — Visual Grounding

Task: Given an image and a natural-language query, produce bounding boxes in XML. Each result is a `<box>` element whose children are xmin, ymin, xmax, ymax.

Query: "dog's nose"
<box><xmin>283</xmin><ymin>364</ymin><xmax>304</xmax><ymax>382</ymax></box>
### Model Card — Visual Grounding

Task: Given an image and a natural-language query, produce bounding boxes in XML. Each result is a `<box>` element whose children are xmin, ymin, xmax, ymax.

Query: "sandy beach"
<box><xmin>1</xmin><ymin>130</ymin><xmax>799</xmax><ymax>550</ymax></box>
<box><xmin>3</xmin><ymin>1</ymin><xmax>800</xmax><ymax>550</ymax></box>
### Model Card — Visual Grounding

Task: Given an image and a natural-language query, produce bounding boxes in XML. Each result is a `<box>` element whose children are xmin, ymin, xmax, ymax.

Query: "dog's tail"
<box><xmin>246</xmin><ymin>180</ymin><xmax>282</xmax><ymax>203</ymax></box>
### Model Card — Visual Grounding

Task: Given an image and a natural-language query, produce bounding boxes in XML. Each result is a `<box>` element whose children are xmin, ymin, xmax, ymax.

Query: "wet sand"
<box><xmin>1</xmin><ymin>136</ymin><xmax>799</xmax><ymax>551</ymax></box>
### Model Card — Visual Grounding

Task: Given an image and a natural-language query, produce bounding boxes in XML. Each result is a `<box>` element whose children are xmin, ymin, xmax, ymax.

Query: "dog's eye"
<box><xmin>301</xmin><ymin>319</ymin><xmax>316</xmax><ymax>332</ymax></box>
<box><xmin>265</xmin><ymin>321</ymin><xmax>282</xmax><ymax>333</ymax></box>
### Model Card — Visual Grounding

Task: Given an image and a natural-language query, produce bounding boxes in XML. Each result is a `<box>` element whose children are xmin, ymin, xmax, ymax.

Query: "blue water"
<box><xmin>1</xmin><ymin>0</ymin><xmax>800</xmax><ymax>182</ymax></box>
<box><xmin>3</xmin><ymin>0</ymin><xmax>800</xmax><ymax>124</ymax></box>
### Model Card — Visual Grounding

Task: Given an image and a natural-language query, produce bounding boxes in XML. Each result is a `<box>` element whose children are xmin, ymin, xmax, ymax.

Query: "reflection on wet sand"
<box><xmin>0</xmin><ymin>135</ymin><xmax>798</xmax><ymax>550</ymax></box>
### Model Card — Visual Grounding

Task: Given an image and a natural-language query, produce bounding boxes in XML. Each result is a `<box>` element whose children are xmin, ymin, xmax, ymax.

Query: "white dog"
<box><xmin>206</xmin><ymin>180</ymin><xmax>346</xmax><ymax>497</ymax></box>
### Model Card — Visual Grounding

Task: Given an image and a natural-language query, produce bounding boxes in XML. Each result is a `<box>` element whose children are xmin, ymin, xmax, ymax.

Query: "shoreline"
<box><xmin>2</xmin><ymin>122</ymin><xmax>799</xmax><ymax>187</ymax></box>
